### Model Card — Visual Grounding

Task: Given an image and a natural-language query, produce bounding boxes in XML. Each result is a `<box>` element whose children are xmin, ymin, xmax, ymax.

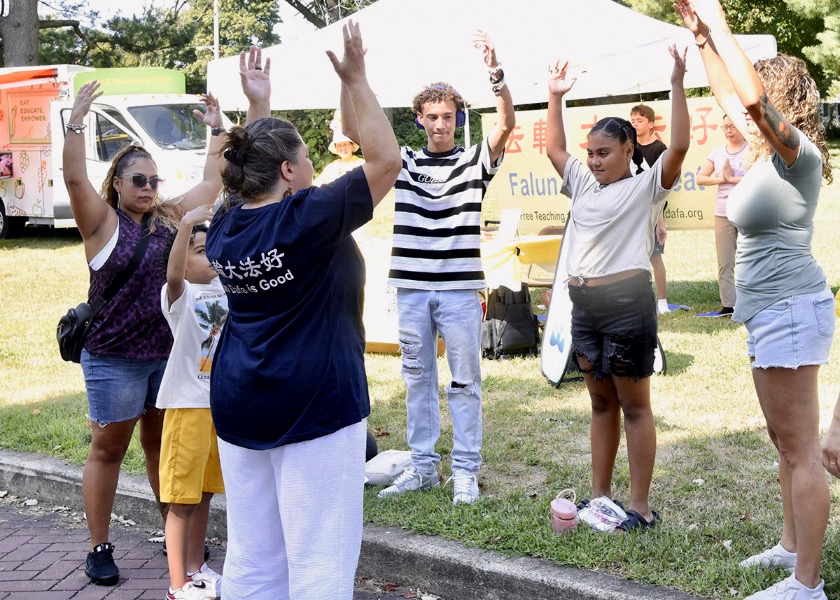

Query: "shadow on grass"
<box><xmin>659</xmin><ymin>350</ymin><xmax>694</xmax><ymax>375</ymax></box>
<box><xmin>0</xmin><ymin>226</ymin><xmax>82</xmax><ymax>250</ymax></box>
<box><xmin>364</xmin><ymin>395</ymin><xmax>840</xmax><ymax>600</ymax></box>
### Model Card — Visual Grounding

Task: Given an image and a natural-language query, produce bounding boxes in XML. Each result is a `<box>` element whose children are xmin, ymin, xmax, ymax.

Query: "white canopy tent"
<box><xmin>207</xmin><ymin>0</ymin><xmax>776</xmax><ymax>111</ymax></box>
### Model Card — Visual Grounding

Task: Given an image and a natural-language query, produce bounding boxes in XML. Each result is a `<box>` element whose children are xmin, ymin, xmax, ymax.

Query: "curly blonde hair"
<box><xmin>99</xmin><ymin>144</ymin><xmax>181</xmax><ymax>233</ymax></box>
<box><xmin>749</xmin><ymin>54</ymin><xmax>832</xmax><ymax>184</ymax></box>
<box><xmin>412</xmin><ymin>82</ymin><xmax>466</xmax><ymax>115</ymax></box>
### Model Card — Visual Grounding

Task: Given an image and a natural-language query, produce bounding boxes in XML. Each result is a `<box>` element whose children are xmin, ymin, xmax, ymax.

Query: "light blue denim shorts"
<box><xmin>744</xmin><ymin>286</ymin><xmax>835</xmax><ymax>369</ymax></box>
<box><xmin>80</xmin><ymin>349</ymin><xmax>167</xmax><ymax>425</ymax></box>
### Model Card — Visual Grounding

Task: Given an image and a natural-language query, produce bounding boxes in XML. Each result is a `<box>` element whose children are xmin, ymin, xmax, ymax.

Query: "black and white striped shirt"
<box><xmin>388</xmin><ymin>140</ymin><xmax>501</xmax><ymax>290</ymax></box>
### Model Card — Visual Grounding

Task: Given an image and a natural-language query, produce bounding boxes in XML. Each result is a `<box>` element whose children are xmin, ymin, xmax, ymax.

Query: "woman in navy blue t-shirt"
<box><xmin>205</xmin><ymin>23</ymin><xmax>400</xmax><ymax>600</ymax></box>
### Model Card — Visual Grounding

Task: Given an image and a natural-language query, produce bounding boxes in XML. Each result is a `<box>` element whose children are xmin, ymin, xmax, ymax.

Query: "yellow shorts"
<box><xmin>159</xmin><ymin>408</ymin><xmax>224</xmax><ymax>504</ymax></box>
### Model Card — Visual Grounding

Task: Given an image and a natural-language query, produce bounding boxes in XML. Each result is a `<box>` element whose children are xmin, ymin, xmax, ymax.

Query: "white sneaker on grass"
<box><xmin>377</xmin><ymin>465</ymin><xmax>439</xmax><ymax>498</ymax></box>
<box><xmin>744</xmin><ymin>574</ymin><xmax>826</xmax><ymax>600</ymax></box>
<box><xmin>740</xmin><ymin>543</ymin><xmax>797</xmax><ymax>572</ymax></box>
<box><xmin>189</xmin><ymin>563</ymin><xmax>221</xmax><ymax>599</ymax></box>
<box><xmin>447</xmin><ymin>470</ymin><xmax>479</xmax><ymax>505</ymax></box>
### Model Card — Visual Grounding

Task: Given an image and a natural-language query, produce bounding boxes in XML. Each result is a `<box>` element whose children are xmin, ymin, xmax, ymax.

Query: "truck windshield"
<box><xmin>128</xmin><ymin>104</ymin><xmax>206</xmax><ymax>150</ymax></box>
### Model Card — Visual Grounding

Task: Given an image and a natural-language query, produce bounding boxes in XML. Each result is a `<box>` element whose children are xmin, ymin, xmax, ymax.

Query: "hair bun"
<box><xmin>224</xmin><ymin>147</ymin><xmax>246</xmax><ymax>165</ymax></box>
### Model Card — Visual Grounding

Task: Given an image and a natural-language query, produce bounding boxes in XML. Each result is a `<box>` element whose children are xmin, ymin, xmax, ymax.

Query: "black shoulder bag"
<box><xmin>57</xmin><ymin>214</ymin><xmax>152</xmax><ymax>363</ymax></box>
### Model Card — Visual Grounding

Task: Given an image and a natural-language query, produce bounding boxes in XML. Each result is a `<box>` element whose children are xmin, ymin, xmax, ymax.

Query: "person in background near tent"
<box><xmin>314</xmin><ymin>113</ymin><xmax>365</xmax><ymax>186</ymax></box>
<box><xmin>344</xmin><ymin>30</ymin><xmax>514</xmax><ymax>506</ymax></box>
<box><xmin>695</xmin><ymin>114</ymin><xmax>749</xmax><ymax>318</ymax></box>
<box><xmin>630</xmin><ymin>104</ymin><xmax>682</xmax><ymax>314</ymax></box>
<box><xmin>546</xmin><ymin>45</ymin><xmax>689</xmax><ymax>531</ymax></box>
<box><xmin>63</xmin><ymin>81</ymin><xmax>226</xmax><ymax>587</ymax></box>
<box><xmin>204</xmin><ymin>26</ymin><xmax>401</xmax><ymax>600</ymax></box>
<box><xmin>676</xmin><ymin>1</ymin><xmax>834</xmax><ymax>599</ymax></box>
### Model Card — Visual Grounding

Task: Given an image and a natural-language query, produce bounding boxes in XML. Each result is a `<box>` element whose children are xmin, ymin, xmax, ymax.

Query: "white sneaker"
<box><xmin>447</xmin><ymin>470</ymin><xmax>479</xmax><ymax>505</ymax></box>
<box><xmin>740</xmin><ymin>543</ymin><xmax>797</xmax><ymax>572</ymax></box>
<box><xmin>744</xmin><ymin>574</ymin><xmax>826</xmax><ymax>599</ymax></box>
<box><xmin>189</xmin><ymin>563</ymin><xmax>221</xmax><ymax>599</ymax></box>
<box><xmin>377</xmin><ymin>465</ymin><xmax>439</xmax><ymax>498</ymax></box>
<box><xmin>166</xmin><ymin>582</ymin><xmax>210</xmax><ymax>600</ymax></box>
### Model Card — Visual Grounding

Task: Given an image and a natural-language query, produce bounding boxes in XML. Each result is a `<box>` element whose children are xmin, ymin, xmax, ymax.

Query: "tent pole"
<box><xmin>464</xmin><ymin>108</ymin><xmax>471</xmax><ymax>148</ymax></box>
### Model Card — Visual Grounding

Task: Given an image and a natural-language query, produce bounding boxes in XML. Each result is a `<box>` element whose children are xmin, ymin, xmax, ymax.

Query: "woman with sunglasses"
<box><xmin>61</xmin><ymin>72</ymin><xmax>261</xmax><ymax>587</ymax></box>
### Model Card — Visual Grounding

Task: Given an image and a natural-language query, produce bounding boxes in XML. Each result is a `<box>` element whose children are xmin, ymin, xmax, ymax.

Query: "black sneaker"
<box><xmin>85</xmin><ymin>542</ymin><xmax>119</xmax><ymax>586</ymax></box>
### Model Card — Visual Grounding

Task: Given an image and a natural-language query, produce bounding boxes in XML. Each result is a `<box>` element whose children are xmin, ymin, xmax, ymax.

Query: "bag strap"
<box><xmin>90</xmin><ymin>213</ymin><xmax>152</xmax><ymax>315</ymax></box>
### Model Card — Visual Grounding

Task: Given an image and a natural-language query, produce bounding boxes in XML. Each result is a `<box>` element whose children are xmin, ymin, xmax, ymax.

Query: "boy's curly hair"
<box><xmin>411</xmin><ymin>82</ymin><xmax>466</xmax><ymax>115</ymax></box>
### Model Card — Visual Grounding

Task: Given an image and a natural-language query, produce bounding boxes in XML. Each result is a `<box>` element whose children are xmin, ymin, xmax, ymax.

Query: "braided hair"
<box><xmin>588</xmin><ymin>117</ymin><xmax>644</xmax><ymax>174</ymax></box>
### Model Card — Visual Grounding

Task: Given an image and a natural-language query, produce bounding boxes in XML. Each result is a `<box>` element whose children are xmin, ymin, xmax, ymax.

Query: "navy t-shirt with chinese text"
<box><xmin>205</xmin><ymin>168</ymin><xmax>373</xmax><ymax>450</ymax></box>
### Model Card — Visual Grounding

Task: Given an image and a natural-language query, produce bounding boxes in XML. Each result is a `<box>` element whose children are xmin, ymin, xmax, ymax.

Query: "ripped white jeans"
<box><xmin>396</xmin><ymin>288</ymin><xmax>483</xmax><ymax>475</ymax></box>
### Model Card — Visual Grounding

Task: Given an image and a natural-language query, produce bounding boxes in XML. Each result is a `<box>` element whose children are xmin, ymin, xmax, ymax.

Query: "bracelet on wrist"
<box><xmin>696</xmin><ymin>29</ymin><xmax>711</xmax><ymax>49</ymax></box>
<box><xmin>210</xmin><ymin>127</ymin><xmax>226</xmax><ymax>137</ymax></box>
<box><xmin>490</xmin><ymin>69</ymin><xmax>505</xmax><ymax>85</ymax></box>
<box><xmin>66</xmin><ymin>123</ymin><xmax>87</xmax><ymax>135</ymax></box>
<box><xmin>488</xmin><ymin>62</ymin><xmax>502</xmax><ymax>76</ymax></box>
<box><xmin>492</xmin><ymin>78</ymin><xmax>507</xmax><ymax>96</ymax></box>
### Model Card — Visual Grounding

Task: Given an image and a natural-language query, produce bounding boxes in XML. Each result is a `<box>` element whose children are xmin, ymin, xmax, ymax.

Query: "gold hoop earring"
<box><xmin>283</xmin><ymin>182</ymin><xmax>293</xmax><ymax>198</ymax></box>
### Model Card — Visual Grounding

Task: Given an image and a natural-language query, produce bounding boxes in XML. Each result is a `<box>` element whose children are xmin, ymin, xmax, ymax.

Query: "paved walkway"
<box><xmin>0</xmin><ymin>495</ymin><xmax>441</xmax><ymax>600</ymax></box>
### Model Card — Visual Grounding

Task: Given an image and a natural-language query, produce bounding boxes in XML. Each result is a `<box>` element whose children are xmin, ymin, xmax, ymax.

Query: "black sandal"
<box><xmin>618</xmin><ymin>509</ymin><xmax>660</xmax><ymax>532</ymax></box>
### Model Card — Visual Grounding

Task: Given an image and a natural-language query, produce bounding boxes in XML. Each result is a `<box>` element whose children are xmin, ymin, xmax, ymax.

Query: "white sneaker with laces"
<box><xmin>740</xmin><ymin>543</ymin><xmax>797</xmax><ymax>572</ymax></box>
<box><xmin>189</xmin><ymin>563</ymin><xmax>221</xmax><ymax>599</ymax></box>
<box><xmin>744</xmin><ymin>574</ymin><xmax>826</xmax><ymax>600</ymax></box>
<box><xmin>166</xmin><ymin>582</ymin><xmax>209</xmax><ymax>600</ymax></box>
<box><xmin>377</xmin><ymin>465</ymin><xmax>439</xmax><ymax>498</ymax></box>
<box><xmin>447</xmin><ymin>470</ymin><xmax>479</xmax><ymax>505</ymax></box>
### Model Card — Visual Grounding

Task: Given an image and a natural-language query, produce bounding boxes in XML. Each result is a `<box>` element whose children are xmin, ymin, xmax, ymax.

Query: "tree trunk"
<box><xmin>0</xmin><ymin>0</ymin><xmax>40</xmax><ymax>66</ymax></box>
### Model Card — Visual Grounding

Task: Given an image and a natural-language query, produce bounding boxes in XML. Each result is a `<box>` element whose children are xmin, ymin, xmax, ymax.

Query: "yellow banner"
<box><xmin>482</xmin><ymin>97</ymin><xmax>729</xmax><ymax>232</ymax></box>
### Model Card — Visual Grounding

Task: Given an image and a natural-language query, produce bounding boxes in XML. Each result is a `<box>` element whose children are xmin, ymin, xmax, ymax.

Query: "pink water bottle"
<box><xmin>550</xmin><ymin>489</ymin><xmax>578</xmax><ymax>534</ymax></box>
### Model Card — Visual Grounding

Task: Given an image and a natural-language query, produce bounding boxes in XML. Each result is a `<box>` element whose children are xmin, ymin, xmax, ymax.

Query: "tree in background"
<box><xmin>37</xmin><ymin>0</ymin><xmax>280</xmax><ymax>94</ymax></box>
<box><xmin>616</xmin><ymin>0</ymin><xmax>834</xmax><ymax>96</ymax></box>
<box><xmin>0</xmin><ymin>0</ymin><xmax>90</xmax><ymax>66</ymax></box>
<box><xmin>786</xmin><ymin>0</ymin><xmax>840</xmax><ymax>98</ymax></box>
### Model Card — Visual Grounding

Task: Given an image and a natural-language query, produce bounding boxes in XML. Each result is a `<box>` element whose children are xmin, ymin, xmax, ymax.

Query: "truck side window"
<box><xmin>95</xmin><ymin>114</ymin><xmax>131</xmax><ymax>163</ymax></box>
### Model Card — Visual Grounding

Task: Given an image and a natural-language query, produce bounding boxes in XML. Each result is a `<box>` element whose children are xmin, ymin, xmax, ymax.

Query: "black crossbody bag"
<box><xmin>57</xmin><ymin>214</ymin><xmax>152</xmax><ymax>363</ymax></box>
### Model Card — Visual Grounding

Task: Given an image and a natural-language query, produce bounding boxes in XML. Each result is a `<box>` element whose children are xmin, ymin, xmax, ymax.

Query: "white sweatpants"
<box><xmin>218</xmin><ymin>420</ymin><xmax>366</xmax><ymax>600</ymax></box>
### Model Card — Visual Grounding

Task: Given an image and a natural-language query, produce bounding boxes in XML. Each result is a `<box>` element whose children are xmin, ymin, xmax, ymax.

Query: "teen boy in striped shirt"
<box><xmin>373</xmin><ymin>31</ymin><xmax>515</xmax><ymax>505</ymax></box>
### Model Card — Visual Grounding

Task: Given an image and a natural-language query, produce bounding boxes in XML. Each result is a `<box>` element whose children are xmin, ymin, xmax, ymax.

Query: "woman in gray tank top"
<box><xmin>677</xmin><ymin>2</ymin><xmax>834</xmax><ymax>599</ymax></box>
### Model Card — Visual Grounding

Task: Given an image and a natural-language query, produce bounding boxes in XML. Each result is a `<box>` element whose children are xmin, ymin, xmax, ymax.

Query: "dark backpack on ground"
<box><xmin>482</xmin><ymin>283</ymin><xmax>540</xmax><ymax>359</ymax></box>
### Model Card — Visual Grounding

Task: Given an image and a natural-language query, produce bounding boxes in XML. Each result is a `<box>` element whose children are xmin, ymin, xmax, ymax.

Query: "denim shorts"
<box><xmin>80</xmin><ymin>349</ymin><xmax>167</xmax><ymax>425</ymax></box>
<box><xmin>745</xmin><ymin>286</ymin><xmax>835</xmax><ymax>369</ymax></box>
<box><xmin>568</xmin><ymin>272</ymin><xmax>657</xmax><ymax>380</ymax></box>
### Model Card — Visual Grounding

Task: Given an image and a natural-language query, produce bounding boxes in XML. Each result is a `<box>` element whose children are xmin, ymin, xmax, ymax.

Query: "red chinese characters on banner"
<box><xmin>532</xmin><ymin>119</ymin><xmax>547</xmax><ymax>154</ymax></box>
<box><xmin>505</xmin><ymin>125</ymin><xmax>524</xmax><ymax>153</ymax></box>
<box><xmin>690</xmin><ymin>105</ymin><xmax>717</xmax><ymax>145</ymax></box>
<box><xmin>579</xmin><ymin>115</ymin><xmax>599</xmax><ymax>149</ymax></box>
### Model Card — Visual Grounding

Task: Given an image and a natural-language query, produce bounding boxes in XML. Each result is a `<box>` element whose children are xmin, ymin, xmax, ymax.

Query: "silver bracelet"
<box><xmin>492</xmin><ymin>78</ymin><xmax>507</xmax><ymax>96</ymax></box>
<box><xmin>696</xmin><ymin>29</ymin><xmax>711</xmax><ymax>49</ymax></box>
<box><xmin>66</xmin><ymin>123</ymin><xmax>87</xmax><ymax>135</ymax></box>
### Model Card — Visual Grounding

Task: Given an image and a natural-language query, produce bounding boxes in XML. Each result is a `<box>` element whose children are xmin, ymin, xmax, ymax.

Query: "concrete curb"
<box><xmin>0</xmin><ymin>448</ymin><xmax>704</xmax><ymax>600</ymax></box>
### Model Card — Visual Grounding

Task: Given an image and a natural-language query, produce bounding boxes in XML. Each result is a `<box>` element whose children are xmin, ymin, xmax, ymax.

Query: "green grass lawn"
<box><xmin>3</xmin><ymin>149</ymin><xmax>840</xmax><ymax>599</ymax></box>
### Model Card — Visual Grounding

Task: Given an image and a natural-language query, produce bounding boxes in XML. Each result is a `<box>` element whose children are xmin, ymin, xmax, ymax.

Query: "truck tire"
<box><xmin>0</xmin><ymin>201</ymin><xmax>26</xmax><ymax>239</ymax></box>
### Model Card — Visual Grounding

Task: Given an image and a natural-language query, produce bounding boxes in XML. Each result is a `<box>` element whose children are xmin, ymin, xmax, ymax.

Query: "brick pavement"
<box><xmin>0</xmin><ymin>495</ymin><xmax>442</xmax><ymax>600</ymax></box>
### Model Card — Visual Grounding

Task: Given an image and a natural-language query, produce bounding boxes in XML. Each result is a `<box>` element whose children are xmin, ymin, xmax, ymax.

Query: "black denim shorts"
<box><xmin>567</xmin><ymin>272</ymin><xmax>657</xmax><ymax>381</ymax></box>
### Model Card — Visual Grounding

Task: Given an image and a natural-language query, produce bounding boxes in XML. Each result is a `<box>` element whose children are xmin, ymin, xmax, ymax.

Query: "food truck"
<box><xmin>0</xmin><ymin>65</ymin><xmax>225</xmax><ymax>238</ymax></box>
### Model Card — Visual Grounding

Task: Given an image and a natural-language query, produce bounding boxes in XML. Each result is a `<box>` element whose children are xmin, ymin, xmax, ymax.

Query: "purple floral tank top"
<box><xmin>84</xmin><ymin>210</ymin><xmax>175</xmax><ymax>360</ymax></box>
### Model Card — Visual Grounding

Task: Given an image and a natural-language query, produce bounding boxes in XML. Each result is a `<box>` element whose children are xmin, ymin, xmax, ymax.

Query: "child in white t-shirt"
<box><xmin>544</xmin><ymin>47</ymin><xmax>689</xmax><ymax>533</ymax></box>
<box><xmin>157</xmin><ymin>205</ymin><xmax>227</xmax><ymax>600</ymax></box>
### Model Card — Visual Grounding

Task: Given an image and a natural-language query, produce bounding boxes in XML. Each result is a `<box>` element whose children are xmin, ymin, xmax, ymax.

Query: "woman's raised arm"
<box><xmin>326</xmin><ymin>21</ymin><xmax>400</xmax><ymax>206</ymax></box>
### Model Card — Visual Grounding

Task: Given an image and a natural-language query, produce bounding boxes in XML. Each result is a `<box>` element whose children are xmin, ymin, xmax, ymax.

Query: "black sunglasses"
<box><xmin>119</xmin><ymin>174</ymin><xmax>164</xmax><ymax>190</ymax></box>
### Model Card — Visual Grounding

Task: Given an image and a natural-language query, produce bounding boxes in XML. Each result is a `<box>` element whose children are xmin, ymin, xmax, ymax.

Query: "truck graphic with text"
<box><xmin>0</xmin><ymin>65</ymin><xmax>226</xmax><ymax>238</ymax></box>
